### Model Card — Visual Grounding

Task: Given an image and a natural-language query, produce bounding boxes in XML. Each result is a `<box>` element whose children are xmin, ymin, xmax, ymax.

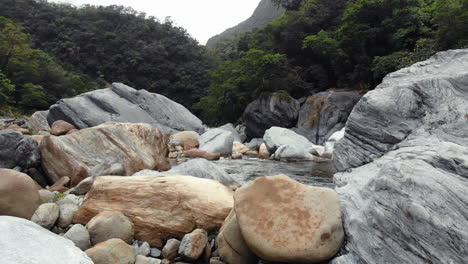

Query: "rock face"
<box><xmin>243</xmin><ymin>93</ymin><xmax>300</xmax><ymax>139</ymax></box>
<box><xmin>47</xmin><ymin>83</ymin><xmax>205</xmax><ymax>134</ymax></box>
<box><xmin>0</xmin><ymin>216</ymin><xmax>93</xmax><ymax>264</ymax></box>
<box><xmin>294</xmin><ymin>91</ymin><xmax>361</xmax><ymax>145</ymax></box>
<box><xmin>73</xmin><ymin>175</ymin><xmax>234</xmax><ymax>247</ymax></box>
<box><xmin>40</xmin><ymin>122</ymin><xmax>170</xmax><ymax>185</ymax></box>
<box><xmin>87</xmin><ymin>211</ymin><xmax>134</xmax><ymax>245</ymax></box>
<box><xmin>85</xmin><ymin>238</ymin><xmax>136</xmax><ymax>264</ymax></box>
<box><xmin>263</xmin><ymin>126</ymin><xmax>319</xmax><ymax>154</ymax></box>
<box><xmin>134</xmin><ymin>158</ymin><xmax>238</xmax><ymax>186</ymax></box>
<box><xmin>0</xmin><ymin>129</ymin><xmax>23</xmax><ymax>169</ymax></box>
<box><xmin>0</xmin><ymin>169</ymin><xmax>41</xmax><ymax>219</ymax></box>
<box><xmin>332</xmin><ymin>49</ymin><xmax>468</xmax><ymax>263</ymax></box>
<box><xmin>235</xmin><ymin>175</ymin><xmax>344</xmax><ymax>263</ymax></box>
<box><xmin>199</xmin><ymin>128</ymin><xmax>235</xmax><ymax>156</ymax></box>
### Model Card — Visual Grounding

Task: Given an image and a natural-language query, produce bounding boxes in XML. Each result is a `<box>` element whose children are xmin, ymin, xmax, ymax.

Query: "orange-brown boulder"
<box><xmin>51</xmin><ymin>120</ymin><xmax>76</xmax><ymax>136</ymax></box>
<box><xmin>73</xmin><ymin>175</ymin><xmax>234</xmax><ymax>247</ymax></box>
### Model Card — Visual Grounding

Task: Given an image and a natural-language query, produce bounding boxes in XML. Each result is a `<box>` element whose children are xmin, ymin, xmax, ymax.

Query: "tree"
<box><xmin>433</xmin><ymin>0</ymin><xmax>468</xmax><ymax>49</ymax></box>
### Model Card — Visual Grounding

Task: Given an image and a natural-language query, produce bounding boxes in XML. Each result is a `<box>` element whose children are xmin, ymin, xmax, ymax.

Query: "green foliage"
<box><xmin>433</xmin><ymin>0</ymin><xmax>468</xmax><ymax>49</ymax></box>
<box><xmin>53</xmin><ymin>192</ymin><xmax>67</xmax><ymax>202</ymax></box>
<box><xmin>0</xmin><ymin>70</ymin><xmax>14</xmax><ymax>104</ymax></box>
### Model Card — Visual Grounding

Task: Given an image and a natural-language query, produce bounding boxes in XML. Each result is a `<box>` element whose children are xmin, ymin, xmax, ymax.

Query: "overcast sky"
<box><xmin>51</xmin><ymin>0</ymin><xmax>261</xmax><ymax>44</ymax></box>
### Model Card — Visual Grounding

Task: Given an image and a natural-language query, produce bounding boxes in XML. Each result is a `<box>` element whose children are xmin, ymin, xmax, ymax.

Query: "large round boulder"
<box><xmin>242</xmin><ymin>92</ymin><xmax>299</xmax><ymax>139</ymax></box>
<box><xmin>235</xmin><ymin>175</ymin><xmax>344</xmax><ymax>263</ymax></box>
<box><xmin>0</xmin><ymin>169</ymin><xmax>41</xmax><ymax>219</ymax></box>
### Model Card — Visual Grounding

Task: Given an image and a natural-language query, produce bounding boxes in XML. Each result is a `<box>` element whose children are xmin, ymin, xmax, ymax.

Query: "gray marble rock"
<box><xmin>272</xmin><ymin>145</ymin><xmax>314</xmax><ymax>161</ymax></box>
<box><xmin>245</xmin><ymin>138</ymin><xmax>264</xmax><ymax>151</ymax></box>
<box><xmin>199</xmin><ymin>128</ymin><xmax>235</xmax><ymax>156</ymax></box>
<box><xmin>47</xmin><ymin>83</ymin><xmax>205</xmax><ymax>134</ymax></box>
<box><xmin>133</xmin><ymin>158</ymin><xmax>238</xmax><ymax>186</ymax></box>
<box><xmin>15</xmin><ymin>136</ymin><xmax>41</xmax><ymax>169</ymax></box>
<box><xmin>64</xmin><ymin>224</ymin><xmax>91</xmax><ymax>251</ymax></box>
<box><xmin>0</xmin><ymin>216</ymin><xmax>93</xmax><ymax>263</ymax></box>
<box><xmin>0</xmin><ymin>130</ymin><xmax>23</xmax><ymax>169</ymax></box>
<box><xmin>27</xmin><ymin>110</ymin><xmax>51</xmax><ymax>132</ymax></box>
<box><xmin>242</xmin><ymin>92</ymin><xmax>300</xmax><ymax>139</ymax></box>
<box><xmin>218</xmin><ymin>123</ymin><xmax>243</xmax><ymax>143</ymax></box>
<box><xmin>294</xmin><ymin>91</ymin><xmax>361</xmax><ymax>145</ymax></box>
<box><xmin>331</xmin><ymin>49</ymin><xmax>468</xmax><ymax>263</ymax></box>
<box><xmin>263</xmin><ymin>126</ymin><xmax>319</xmax><ymax>154</ymax></box>
<box><xmin>31</xmin><ymin>203</ymin><xmax>59</xmax><ymax>230</ymax></box>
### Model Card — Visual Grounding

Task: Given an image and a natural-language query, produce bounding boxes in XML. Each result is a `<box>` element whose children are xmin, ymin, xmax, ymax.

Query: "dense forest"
<box><xmin>0</xmin><ymin>0</ymin><xmax>213</xmax><ymax>115</ymax></box>
<box><xmin>197</xmin><ymin>0</ymin><xmax>468</xmax><ymax>124</ymax></box>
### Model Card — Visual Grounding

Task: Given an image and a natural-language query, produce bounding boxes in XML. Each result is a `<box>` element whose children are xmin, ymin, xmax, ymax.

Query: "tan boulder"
<box><xmin>40</xmin><ymin>122</ymin><xmax>170</xmax><ymax>186</ymax></box>
<box><xmin>85</xmin><ymin>238</ymin><xmax>135</xmax><ymax>264</ymax></box>
<box><xmin>0</xmin><ymin>169</ymin><xmax>41</xmax><ymax>219</ymax></box>
<box><xmin>235</xmin><ymin>175</ymin><xmax>344</xmax><ymax>263</ymax></box>
<box><xmin>183</xmin><ymin>149</ymin><xmax>220</xmax><ymax>160</ymax></box>
<box><xmin>51</xmin><ymin>120</ymin><xmax>76</xmax><ymax>136</ymax></box>
<box><xmin>7</xmin><ymin>124</ymin><xmax>30</xmax><ymax>134</ymax></box>
<box><xmin>170</xmin><ymin>131</ymin><xmax>200</xmax><ymax>151</ymax></box>
<box><xmin>216</xmin><ymin>210</ymin><xmax>258</xmax><ymax>264</ymax></box>
<box><xmin>259</xmin><ymin>143</ymin><xmax>270</xmax><ymax>159</ymax></box>
<box><xmin>73</xmin><ymin>175</ymin><xmax>234</xmax><ymax>247</ymax></box>
<box><xmin>178</xmin><ymin>229</ymin><xmax>208</xmax><ymax>260</ymax></box>
<box><xmin>232</xmin><ymin>142</ymin><xmax>250</xmax><ymax>154</ymax></box>
<box><xmin>86</xmin><ymin>211</ymin><xmax>134</xmax><ymax>245</ymax></box>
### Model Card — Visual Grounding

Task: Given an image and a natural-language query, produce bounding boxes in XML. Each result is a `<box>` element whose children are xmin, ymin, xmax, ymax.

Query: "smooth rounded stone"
<box><xmin>47</xmin><ymin>83</ymin><xmax>205</xmax><ymax>134</ymax></box>
<box><xmin>31</xmin><ymin>203</ymin><xmax>59</xmax><ymax>229</ymax></box>
<box><xmin>232</xmin><ymin>141</ymin><xmax>250</xmax><ymax>154</ymax></box>
<box><xmin>0</xmin><ymin>129</ymin><xmax>23</xmax><ymax>169</ymax></box>
<box><xmin>27</xmin><ymin>110</ymin><xmax>51</xmax><ymax>132</ymax></box>
<box><xmin>216</xmin><ymin>210</ymin><xmax>258</xmax><ymax>264</ymax></box>
<box><xmin>40</xmin><ymin>122</ymin><xmax>171</xmax><ymax>185</ymax></box>
<box><xmin>74</xmin><ymin>175</ymin><xmax>233</xmax><ymax>248</ymax></box>
<box><xmin>86</xmin><ymin>238</ymin><xmax>136</xmax><ymax>264</ymax></box>
<box><xmin>263</xmin><ymin>126</ymin><xmax>321</xmax><ymax>154</ymax></box>
<box><xmin>235</xmin><ymin>175</ymin><xmax>344</xmax><ymax>263</ymax></box>
<box><xmin>258</xmin><ymin>143</ymin><xmax>270</xmax><ymax>159</ymax></box>
<box><xmin>133</xmin><ymin>241</ymin><xmax>151</xmax><ymax>256</ymax></box>
<box><xmin>294</xmin><ymin>91</ymin><xmax>361</xmax><ymax>145</ymax></box>
<box><xmin>0</xmin><ymin>216</ymin><xmax>93</xmax><ymax>264</ymax></box>
<box><xmin>200</xmin><ymin>128</ymin><xmax>235</xmax><ymax>156</ymax></box>
<box><xmin>170</xmin><ymin>131</ymin><xmax>200</xmax><ymax>150</ymax></box>
<box><xmin>56</xmin><ymin>194</ymin><xmax>82</xmax><ymax>206</ymax></box>
<box><xmin>58</xmin><ymin>202</ymin><xmax>79</xmax><ymax>228</ymax></box>
<box><xmin>64</xmin><ymin>224</ymin><xmax>91</xmax><ymax>251</ymax></box>
<box><xmin>136</xmin><ymin>255</ymin><xmax>162</xmax><ymax>264</ymax></box>
<box><xmin>183</xmin><ymin>149</ymin><xmax>220</xmax><ymax>160</ymax></box>
<box><xmin>218</xmin><ymin>123</ymin><xmax>243</xmax><ymax>143</ymax></box>
<box><xmin>38</xmin><ymin>189</ymin><xmax>55</xmax><ymax>203</ymax></box>
<box><xmin>178</xmin><ymin>229</ymin><xmax>208</xmax><ymax>260</ymax></box>
<box><xmin>69</xmin><ymin>177</ymin><xmax>94</xmax><ymax>195</ymax></box>
<box><xmin>133</xmin><ymin>158</ymin><xmax>238</xmax><ymax>186</ymax></box>
<box><xmin>242</xmin><ymin>92</ymin><xmax>300</xmax><ymax>139</ymax></box>
<box><xmin>86</xmin><ymin>211</ymin><xmax>134</xmax><ymax>245</ymax></box>
<box><xmin>162</xmin><ymin>238</ymin><xmax>181</xmax><ymax>260</ymax></box>
<box><xmin>272</xmin><ymin>145</ymin><xmax>314</xmax><ymax>161</ymax></box>
<box><xmin>0</xmin><ymin>169</ymin><xmax>41</xmax><ymax>219</ymax></box>
<box><xmin>150</xmin><ymin>248</ymin><xmax>162</xmax><ymax>258</ymax></box>
<box><xmin>245</xmin><ymin>138</ymin><xmax>264</xmax><ymax>151</ymax></box>
<box><xmin>51</xmin><ymin>120</ymin><xmax>76</xmax><ymax>136</ymax></box>
<box><xmin>15</xmin><ymin>136</ymin><xmax>41</xmax><ymax>169</ymax></box>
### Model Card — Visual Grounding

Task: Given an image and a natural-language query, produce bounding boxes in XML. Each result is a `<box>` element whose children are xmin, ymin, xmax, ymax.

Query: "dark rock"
<box><xmin>242</xmin><ymin>93</ymin><xmax>300</xmax><ymax>139</ymax></box>
<box><xmin>15</xmin><ymin>137</ymin><xmax>41</xmax><ymax>169</ymax></box>
<box><xmin>25</xmin><ymin>168</ymin><xmax>49</xmax><ymax>187</ymax></box>
<box><xmin>47</xmin><ymin>83</ymin><xmax>205</xmax><ymax>134</ymax></box>
<box><xmin>294</xmin><ymin>91</ymin><xmax>361</xmax><ymax>145</ymax></box>
<box><xmin>0</xmin><ymin>130</ymin><xmax>23</xmax><ymax>169</ymax></box>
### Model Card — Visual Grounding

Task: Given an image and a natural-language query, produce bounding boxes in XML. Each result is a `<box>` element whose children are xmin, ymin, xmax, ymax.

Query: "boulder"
<box><xmin>47</xmin><ymin>82</ymin><xmax>205</xmax><ymax>134</ymax></box>
<box><xmin>27</xmin><ymin>110</ymin><xmax>51</xmax><ymax>132</ymax></box>
<box><xmin>69</xmin><ymin>177</ymin><xmax>94</xmax><ymax>195</ymax></box>
<box><xmin>73</xmin><ymin>175</ymin><xmax>234</xmax><ymax>247</ymax></box>
<box><xmin>235</xmin><ymin>175</ymin><xmax>343</xmax><ymax>263</ymax></box>
<box><xmin>162</xmin><ymin>239</ymin><xmax>181</xmax><ymax>260</ymax></box>
<box><xmin>245</xmin><ymin>138</ymin><xmax>264</xmax><ymax>151</ymax></box>
<box><xmin>218</xmin><ymin>123</ymin><xmax>243</xmax><ymax>142</ymax></box>
<box><xmin>178</xmin><ymin>229</ymin><xmax>208</xmax><ymax>260</ymax></box>
<box><xmin>242</xmin><ymin>92</ymin><xmax>300</xmax><ymax>139</ymax></box>
<box><xmin>133</xmin><ymin>158</ymin><xmax>238</xmax><ymax>186</ymax></box>
<box><xmin>169</xmin><ymin>131</ymin><xmax>200</xmax><ymax>150</ymax></box>
<box><xmin>200</xmin><ymin>128</ymin><xmax>235</xmax><ymax>156</ymax></box>
<box><xmin>272</xmin><ymin>145</ymin><xmax>314</xmax><ymax>161</ymax></box>
<box><xmin>263</xmin><ymin>126</ymin><xmax>320</xmax><ymax>154</ymax></box>
<box><xmin>85</xmin><ymin>238</ymin><xmax>136</xmax><ymax>264</ymax></box>
<box><xmin>331</xmin><ymin>49</ymin><xmax>468</xmax><ymax>263</ymax></box>
<box><xmin>323</xmin><ymin>128</ymin><xmax>345</xmax><ymax>158</ymax></box>
<box><xmin>31</xmin><ymin>203</ymin><xmax>59</xmax><ymax>229</ymax></box>
<box><xmin>51</xmin><ymin>120</ymin><xmax>76</xmax><ymax>136</ymax></box>
<box><xmin>15</xmin><ymin>136</ymin><xmax>41</xmax><ymax>169</ymax></box>
<box><xmin>136</xmin><ymin>255</ymin><xmax>162</xmax><ymax>264</ymax></box>
<box><xmin>216</xmin><ymin>210</ymin><xmax>258</xmax><ymax>264</ymax></box>
<box><xmin>0</xmin><ymin>129</ymin><xmax>23</xmax><ymax>169</ymax></box>
<box><xmin>133</xmin><ymin>241</ymin><xmax>151</xmax><ymax>256</ymax></box>
<box><xmin>0</xmin><ymin>169</ymin><xmax>41</xmax><ymax>219</ymax></box>
<box><xmin>258</xmin><ymin>143</ymin><xmax>270</xmax><ymax>159</ymax></box>
<box><xmin>0</xmin><ymin>216</ymin><xmax>93</xmax><ymax>264</ymax></box>
<box><xmin>64</xmin><ymin>224</ymin><xmax>92</xmax><ymax>251</ymax></box>
<box><xmin>25</xmin><ymin>167</ymin><xmax>49</xmax><ymax>187</ymax></box>
<box><xmin>86</xmin><ymin>211</ymin><xmax>135</xmax><ymax>245</ymax></box>
<box><xmin>40</xmin><ymin>122</ymin><xmax>170</xmax><ymax>185</ymax></box>
<box><xmin>294</xmin><ymin>91</ymin><xmax>361</xmax><ymax>144</ymax></box>
<box><xmin>183</xmin><ymin>149</ymin><xmax>220</xmax><ymax>160</ymax></box>
<box><xmin>232</xmin><ymin>142</ymin><xmax>250</xmax><ymax>154</ymax></box>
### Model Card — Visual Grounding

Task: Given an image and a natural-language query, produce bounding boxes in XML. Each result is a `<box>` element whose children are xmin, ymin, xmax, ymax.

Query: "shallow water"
<box><xmin>173</xmin><ymin>157</ymin><xmax>336</xmax><ymax>188</ymax></box>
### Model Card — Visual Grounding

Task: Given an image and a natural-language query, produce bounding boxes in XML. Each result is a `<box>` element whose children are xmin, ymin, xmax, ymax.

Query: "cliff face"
<box><xmin>206</xmin><ymin>0</ymin><xmax>285</xmax><ymax>46</ymax></box>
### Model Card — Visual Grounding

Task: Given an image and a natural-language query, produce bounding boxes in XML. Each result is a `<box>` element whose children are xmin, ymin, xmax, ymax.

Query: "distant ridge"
<box><xmin>206</xmin><ymin>0</ymin><xmax>285</xmax><ymax>46</ymax></box>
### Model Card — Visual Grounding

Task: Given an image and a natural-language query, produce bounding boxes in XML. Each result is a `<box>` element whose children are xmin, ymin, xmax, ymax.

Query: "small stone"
<box><xmin>51</xmin><ymin>120</ymin><xmax>76</xmax><ymax>136</ymax></box>
<box><xmin>169</xmin><ymin>152</ymin><xmax>177</xmax><ymax>159</ymax></box>
<box><xmin>162</xmin><ymin>238</ymin><xmax>181</xmax><ymax>260</ymax></box>
<box><xmin>31</xmin><ymin>203</ymin><xmax>59</xmax><ymax>229</ymax></box>
<box><xmin>69</xmin><ymin>177</ymin><xmax>94</xmax><ymax>195</ymax></box>
<box><xmin>161</xmin><ymin>260</ymin><xmax>171</xmax><ymax>264</ymax></box>
<box><xmin>231</xmin><ymin>153</ymin><xmax>242</xmax><ymax>159</ymax></box>
<box><xmin>178</xmin><ymin>229</ymin><xmax>208</xmax><ymax>260</ymax></box>
<box><xmin>57</xmin><ymin>202</ymin><xmax>79</xmax><ymax>228</ymax></box>
<box><xmin>232</xmin><ymin>142</ymin><xmax>250</xmax><ymax>154</ymax></box>
<box><xmin>135</xmin><ymin>255</ymin><xmax>162</xmax><ymax>264</ymax></box>
<box><xmin>64</xmin><ymin>224</ymin><xmax>91</xmax><ymax>251</ymax></box>
<box><xmin>259</xmin><ymin>143</ymin><xmax>270</xmax><ymax>159</ymax></box>
<box><xmin>49</xmin><ymin>176</ymin><xmax>71</xmax><ymax>192</ymax></box>
<box><xmin>210</xmin><ymin>257</ymin><xmax>226</xmax><ymax>264</ymax></box>
<box><xmin>244</xmin><ymin>151</ymin><xmax>258</xmax><ymax>157</ymax></box>
<box><xmin>85</xmin><ymin>238</ymin><xmax>135</xmax><ymax>264</ymax></box>
<box><xmin>134</xmin><ymin>241</ymin><xmax>151</xmax><ymax>256</ymax></box>
<box><xmin>38</xmin><ymin>189</ymin><xmax>55</xmax><ymax>203</ymax></box>
<box><xmin>150</xmin><ymin>248</ymin><xmax>162</xmax><ymax>258</ymax></box>
<box><xmin>86</xmin><ymin>211</ymin><xmax>134</xmax><ymax>245</ymax></box>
